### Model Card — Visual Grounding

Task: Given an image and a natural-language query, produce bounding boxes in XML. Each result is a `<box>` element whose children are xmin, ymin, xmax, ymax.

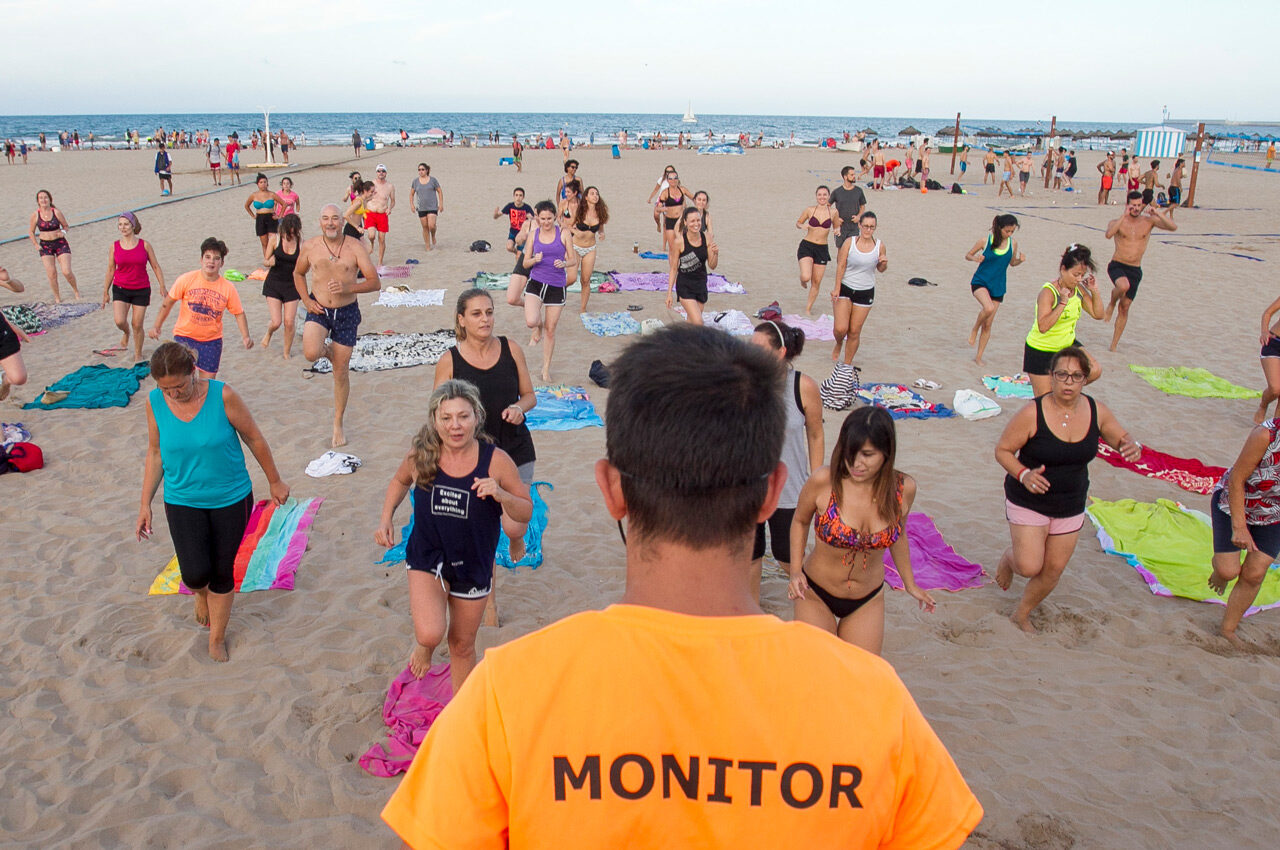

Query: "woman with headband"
<box><xmin>749</xmin><ymin>319</ymin><xmax>824</xmax><ymax>601</ymax></box>
<box><xmin>102</xmin><ymin>211</ymin><xmax>165</xmax><ymax>362</ymax></box>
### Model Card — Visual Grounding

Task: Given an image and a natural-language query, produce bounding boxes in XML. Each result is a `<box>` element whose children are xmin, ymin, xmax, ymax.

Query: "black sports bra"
<box><xmin>663</xmin><ymin>192</ymin><xmax>684</xmax><ymax>208</ymax></box>
<box><xmin>575</xmin><ymin>222</ymin><xmax>600</xmax><ymax>233</ymax></box>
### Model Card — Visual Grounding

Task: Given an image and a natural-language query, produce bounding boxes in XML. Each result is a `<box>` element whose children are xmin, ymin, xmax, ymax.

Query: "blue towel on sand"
<box><xmin>639</xmin><ymin>251</ymin><xmax>668</xmax><ymax>260</ymax></box>
<box><xmin>377</xmin><ymin>483</ymin><xmax>553</xmax><ymax>570</ymax></box>
<box><xmin>525</xmin><ymin>387</ymin><xmax>604</xmax><ymax>431</ymax></box>
<box><xmin>23</xmin><ymin>362</ymin><xmax>150</xmax><ymax>410</ymax></box>
<box><xmin>581</xmin><ymin>312</ymin><xmax>642</xmax><ymax>337</ymax></box>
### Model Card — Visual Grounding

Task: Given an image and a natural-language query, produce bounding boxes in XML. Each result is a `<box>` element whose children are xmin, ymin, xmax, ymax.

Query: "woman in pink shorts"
<box><xmin>993</xmin><ymin>345</ymin><xmax>1141</xmax><ymax>633</ymax></box>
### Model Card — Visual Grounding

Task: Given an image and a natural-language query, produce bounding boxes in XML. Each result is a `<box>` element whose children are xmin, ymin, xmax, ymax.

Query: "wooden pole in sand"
<box><xmin>1044</xmin><ymin>115</ymin><xmax>1056</xmax><ymax>188</ymax></box>
<box><xmin>950</xmin><ymin>112</ymin><xmax>961</xmax><ymax>174</ymax></box>
<box><xmin>1186</xmin><ymin>122</ymin><xmax>1206</xmax><ymax>208</ymax></box>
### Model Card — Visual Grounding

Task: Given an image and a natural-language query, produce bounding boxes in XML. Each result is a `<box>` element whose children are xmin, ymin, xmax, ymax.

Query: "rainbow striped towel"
<box><xmin>149</xmin><ymin>497</ymin><xmax>323</xmax><ymax>595</ymax></box>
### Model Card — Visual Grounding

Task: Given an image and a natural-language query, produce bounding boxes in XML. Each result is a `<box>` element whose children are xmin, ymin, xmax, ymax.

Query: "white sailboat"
<box><xmin>682</xmin><ymin>102</ymin><xmax>697</xmax><ymax>124</ymax></box>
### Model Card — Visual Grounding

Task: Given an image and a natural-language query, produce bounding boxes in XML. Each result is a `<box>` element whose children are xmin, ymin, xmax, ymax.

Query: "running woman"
<box><xmin>966</xmin><ymin>214</ymin><xmax>1025</xmax><ymax>366</ymax></box>
<box><xmin>666</xmin><ymin>207</ymin><xmax>718</xmax><ymax>326</ymax></box>
<box><xmin>260</xmin><ymin>213</ymin><xmax>303</xmax><ymax>359</ymax></box>
<box><xmin>244</xmin><ymin>173</ymin><xmax>285</xmax><ymax>260</ymax></box>
<box><xmin>796</xmin><ymin>186</ymin><xmax>839</xmax><ymax>315</ymax></box>
<box><xmin>102</xmin><ymin>211</ymin><xmax>165</xmax><ymax>363</ymax></box>
<box><xmin>830</xmin><ymin>212</ymin><xmax>886</xmax><ymax>365</ymax></box>
<box><xmin>572</xmin><ymin>186</ymin><xmax>609</xmax><ymax>312</ymax></box>
<box><xmin>28</xmin><ymin>190</ymin><xmax>80</xmax><ymax>302</ymax></box>
<box><xmin>521</xmin><ymin>200</ymin><xmax>577</xmax><ymax>382</ymax></box>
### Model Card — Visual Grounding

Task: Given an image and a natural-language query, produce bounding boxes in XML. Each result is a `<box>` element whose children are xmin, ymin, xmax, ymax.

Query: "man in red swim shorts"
<box><xmin>364</xmin><ymin>164</ymin><xmax>396</xmax><ymax>265</ymax></box>
<box><xmin>1097</xmin><ymin>151</ymin><xmax>1116</xmax><ymax>205</ymax></box>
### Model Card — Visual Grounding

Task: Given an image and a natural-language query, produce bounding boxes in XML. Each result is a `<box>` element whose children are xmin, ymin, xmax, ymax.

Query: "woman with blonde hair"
<box><xmin>374</xmin><ymin>380</ymin><xmax>532</xmax><ymax>693</ymax></box>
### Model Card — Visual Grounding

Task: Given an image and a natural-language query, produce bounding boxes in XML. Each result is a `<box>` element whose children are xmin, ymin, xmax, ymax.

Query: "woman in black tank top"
<box><xmin>434</xmin><ymin>288</ymin><xmax>537</xmax><ymax>562</ymax></box>
<box><xmin>666</xmin><ymin>207</ymin><xmax>719</xmax><ymax>326</ymax></box>
<box><xmin>261</xmin><ymin>213</ymin><xmax>303</xmax><ymax>358</ymax></box>
<box><xmin>993</xmin><ymin>346</ymin><xmax>1141</xmax><ymax>633</ymax></box>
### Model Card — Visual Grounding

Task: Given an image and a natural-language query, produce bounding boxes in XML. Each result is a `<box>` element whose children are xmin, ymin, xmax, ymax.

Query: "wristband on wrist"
<box><xmin>1018</xmin><ymin>467</ymin><xmax>1031</xmax><ymax>484</ymax></box>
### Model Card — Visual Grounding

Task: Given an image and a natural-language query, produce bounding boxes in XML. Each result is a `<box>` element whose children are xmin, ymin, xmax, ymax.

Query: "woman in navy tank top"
<box><xmin>374</xmin><ymin>380</ymin><xmax>532</xmax><ymax>693</ymax></box>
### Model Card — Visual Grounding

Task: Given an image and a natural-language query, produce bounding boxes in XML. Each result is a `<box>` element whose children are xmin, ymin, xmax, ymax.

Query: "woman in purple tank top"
<box><xmin>520</xmin><ymin>200</ymin><xmax>577</xmax><ymax>382</ymax></box>
<box><xmin>102</xmin><ymin>211</ymin><xmax>165</xmax><ymax>362</ymax></box>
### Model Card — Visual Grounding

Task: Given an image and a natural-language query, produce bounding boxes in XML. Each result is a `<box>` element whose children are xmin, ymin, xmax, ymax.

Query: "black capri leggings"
<box><xmin>164</xmin><ymin>493</ymin><xmax>253</xmax><ymax>594</ymax></box>
<box><xmin>753</xmin><ymin>507</ymin><xmax>795</xmax><ymax>562</ymax></box>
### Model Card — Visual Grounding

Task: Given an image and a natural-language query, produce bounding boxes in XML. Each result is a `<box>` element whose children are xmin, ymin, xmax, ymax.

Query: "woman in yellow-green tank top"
<box><xmin>1023</xmin><ymin>244</ymin><xmax>1106</xmax><ymax>396</ymax></box>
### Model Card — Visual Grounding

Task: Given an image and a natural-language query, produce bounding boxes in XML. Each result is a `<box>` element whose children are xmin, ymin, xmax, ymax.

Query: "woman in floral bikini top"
<box><xmin>788</xmin><ymin>406</ymin><xmax>936</xmax><ymax>655</ymax></box>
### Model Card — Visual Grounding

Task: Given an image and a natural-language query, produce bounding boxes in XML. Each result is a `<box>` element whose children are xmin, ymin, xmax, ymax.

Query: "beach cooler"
<box><xmin>499</xmin><ymin>156</ymin><xmax>515</xmax><ymax>166</ymax></box>
<box><xmin>364</xmin><ymin>137</ymin><xmax>375</xmax><ymax>151</ymax></box>
<box><xmin>611</xmin><ymin>144</ymin><xmax>620</xmax><ymax>159</ymax></box>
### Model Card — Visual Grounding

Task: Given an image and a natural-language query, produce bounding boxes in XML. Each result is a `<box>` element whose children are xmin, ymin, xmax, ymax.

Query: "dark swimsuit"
<box><xmin>662</xmin><ymin>190</ymin><xmax>684</xmax><ymax>230</ymax></box>
<box><xmin>804</xmin><ymin>475</ymin><xmax>905</xmax><ymax>619</ymax></box>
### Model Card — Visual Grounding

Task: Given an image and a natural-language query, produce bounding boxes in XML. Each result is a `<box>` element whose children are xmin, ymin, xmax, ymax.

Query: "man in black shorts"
<box><xmin>829</xmin><ymin>166</ymin><xmax>866</xmax><ymax>254</ymax></box>
<box><xmin>1103</xmin><ymin>190</ymin><xmax>1177</xmax><ymax>351</ymax></box>
<box><xmin>294</xmin><ymin>205</ymin><xmax>381</xmax><ymax>447</ymax></box>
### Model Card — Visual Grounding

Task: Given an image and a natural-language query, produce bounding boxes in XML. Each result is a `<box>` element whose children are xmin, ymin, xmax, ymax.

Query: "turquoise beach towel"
<box><xmin>982</xmin><ymin>374</ymin><xmax>1034</xmax><ymax>399</ymax></box>
<box><xmin>581</xmin><ymin>311</ymin><xmax>641</xmax><ymax>337</ymax></box>
<box><xmin>23</xmin><ymin>362</ymin><xmax>150</xmax><ymax>410</ymax></box>
<box><xmin>377</xmin><ymin>483</ymin><xmax>553</xmax><ymax>570</ymax></box>
<box><xmin>525</xmin><ymin>386</ymin><xmax>604</xmax><ymax>431</ymax></box>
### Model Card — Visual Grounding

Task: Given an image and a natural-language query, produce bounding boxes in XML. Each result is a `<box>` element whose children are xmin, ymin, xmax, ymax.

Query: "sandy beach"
<box><xmin>2</xmin><ymin>140</ymin><xmax>1278</xmax><ymax>848</ymax></box>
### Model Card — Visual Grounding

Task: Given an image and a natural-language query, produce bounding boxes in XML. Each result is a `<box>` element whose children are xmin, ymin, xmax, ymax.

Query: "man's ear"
<box><xmin>755</xmin><ymin>462</ymin><xmax>788</xmax><ymax>524</ymax></box>
<box><xmin>595</xmin><ymin>458</ymin><xmax>627</xmax><ymax>521</ymax></box>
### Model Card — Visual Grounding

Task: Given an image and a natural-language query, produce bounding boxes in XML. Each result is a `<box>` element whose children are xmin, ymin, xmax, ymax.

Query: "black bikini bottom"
<box><xmin>803</xmin><ymin>570</ymin><xmax>884</xmax><ymax>619</ymax></box>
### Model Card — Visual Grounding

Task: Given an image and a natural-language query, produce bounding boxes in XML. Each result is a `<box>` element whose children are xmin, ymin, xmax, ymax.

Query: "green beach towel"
<box><xmin>1128</xmin><ymin>365</ymin><xmax>1260</xmax><ymax>399</ymax></box>
<box><xmin>23</xmin><ymin>362</ymin><xmax>151</xmax><ymax>410</ymax></box>
<box><xmin>1086</xmin><ymin>497</ymin><xmax>1280</xmax><ymax>616</ymax></box>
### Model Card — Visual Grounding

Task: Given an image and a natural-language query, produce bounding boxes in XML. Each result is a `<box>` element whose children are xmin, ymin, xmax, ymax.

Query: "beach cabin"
<box><xmin>1134</xmin><ymin>126</ymin><xmax>1186</xmax><ymax>159</ymax></box>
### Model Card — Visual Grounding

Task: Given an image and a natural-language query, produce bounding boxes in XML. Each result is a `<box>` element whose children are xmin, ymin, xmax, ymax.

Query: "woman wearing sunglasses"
<box><xmin>994</xmin><ymin>344</ymin><xmax>1141</xmax><ymax>633</ymax></box>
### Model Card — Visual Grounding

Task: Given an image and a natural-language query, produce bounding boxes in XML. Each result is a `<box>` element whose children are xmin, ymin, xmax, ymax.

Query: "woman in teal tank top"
<box><xmin>966</xmin><ymin>214</ymin><xmax>1024</xmax><ymax>366</ymax></box>
<box><xmin>1022</xmin><ymin>243</ymin><xmax>1105</xmax><ymax>396</ymax></box>
<box><xmin>137</xmin><ymin>342</ymin><xmax>291</xmax><ymax>662</ymax></box>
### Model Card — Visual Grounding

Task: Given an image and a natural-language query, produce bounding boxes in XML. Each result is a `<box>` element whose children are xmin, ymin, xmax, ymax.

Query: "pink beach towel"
<box><xmin>781</xmin><ymin>314</ymin><xmax>835</xmax><ymax>340</ymax></box>
<box><xmin>1096</xmin><ymin>443</ymin><xmax>1226</xmax><ymax>496</ymax></box>
<box><xmin>360</xmin><ymin>663</ymin><xmax>453</xmax><ymax>778</ymax></box>
<box><xmin>884</xmin><ymin>512</ymin><xmax>988</xmax><ymax>591</ymax></box>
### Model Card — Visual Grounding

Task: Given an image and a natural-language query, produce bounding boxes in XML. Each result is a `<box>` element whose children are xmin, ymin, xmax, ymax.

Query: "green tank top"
<box><xmin>1026</xmin><ymin>282</ymin><xmax>1081</xmax><ymax>353</ymax></box>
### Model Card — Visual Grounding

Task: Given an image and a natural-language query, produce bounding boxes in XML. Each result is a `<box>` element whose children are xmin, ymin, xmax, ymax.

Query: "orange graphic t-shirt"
<box><xmin>383</xmin><ymin>604</ymin><xmax>982</xmax><ymax>849</ymax></box>
<box><xmin>169</xmin><ymin>271</ymin><xmax>243</xmax><ymax>342</ymax></box>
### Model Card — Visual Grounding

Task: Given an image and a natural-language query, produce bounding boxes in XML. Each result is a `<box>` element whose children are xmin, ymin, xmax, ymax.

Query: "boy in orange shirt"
<box><xmin>150</xmin><ymin>237</ymin><xmax>252</xmax><ymax>377</ymax></box>
<box><xmin>382</xmin><ymin>324</ymin><xmax>983</xmax><ymax>849</ymax></box>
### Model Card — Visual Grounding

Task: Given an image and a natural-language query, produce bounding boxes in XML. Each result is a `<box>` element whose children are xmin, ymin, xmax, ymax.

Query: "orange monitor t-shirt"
<box><xmin>169</xmin><ymin>271</ymin><xmax>243</xmax><ymax>342</ymax></box>
<box><xmin>383</xmin><ymin>604</ymin><xmax>982</xmax><ymax>849</ymax></box>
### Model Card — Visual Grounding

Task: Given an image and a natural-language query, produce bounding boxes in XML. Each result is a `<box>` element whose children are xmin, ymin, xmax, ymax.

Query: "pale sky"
<box><xmin>2</xmin><ymin>0</ymin><xmax>1268</xmax><ymax>123</ymax></box>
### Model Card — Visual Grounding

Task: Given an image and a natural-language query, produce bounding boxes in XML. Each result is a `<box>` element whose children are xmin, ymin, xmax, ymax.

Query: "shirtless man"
<box><xmin>1097</xmin><ymin>151</ymin><xmax>1117</xmax><ymax>205</ymax></box>
<box><xmin>919</xmin><ymin>143</ymin><xmax>931</xmax><ymax>184</ymax></box>
<box><xmin>365</xmin><ymin>165</ymin><xmax>396</xmax><ymax>266</ymax></box>
<box><xmin>1103</xmin><ymin>190</ymin><xmax>1177</xmax><ymax>351</ymax></box>
<box><xmin>982</xmin><ymin>148</ymin><xmax>997</xmax><ymax>184</ymax></box>
<box><xmin>872</xmin><ymin>141</ymin><xmax>886</xmax><ymax>191</ymax></box>
<box><xmin>294</xmin><ymin>205</ymin><xmax>381</xmax><ymax>447</ymax></box>
<box><xmin>1139</xmin><ymin>160</ymin><xmax>1163</xmax><ymax>194</ymax></box>
<box><xmin>1016</xmin><ymin>152</ymin><xmax>1033</xmax><ymax>196</ymax></box>
<box><xmin>1167</xmin><ymin>158</ymin><xmax>1186</xmax><ymax>208</ymax></box>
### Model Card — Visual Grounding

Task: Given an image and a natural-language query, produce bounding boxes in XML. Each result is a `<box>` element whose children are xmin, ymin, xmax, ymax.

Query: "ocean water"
<box><xmin>0</xmin><ymin>112</ymin><xmax>1273</xmax><ymax>149</ymax></box>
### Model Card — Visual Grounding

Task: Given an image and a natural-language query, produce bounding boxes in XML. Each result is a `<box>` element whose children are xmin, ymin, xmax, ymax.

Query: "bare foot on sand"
<box><xmin>1221</xmin><ymin>629</ymin><xmax>1247</xmax><ymax>650</ymax></box>
<box><xmin>995</xmin><ymin>551</ymin><xmax>1013</xmax><ymax>590</ymax></box>
<box><xmin>208</xmin><ymin>636</ymin><xmax>229</xmax><ymax>662</ymax></box>
<box><xmin>968</xmin><ymin>328</ymin><xmax>978</xmax><ymax>346</ymax></box>
<box><xmin>260</xmin><ymin>333</ymin><xmax>272</xmax><ymax>348</ymax></box>
<box><xmin>1207</xmin><ymin>569</ymin><xmax>1229</xmax><ymax>595</ymax></box>
<box><xmin>409</xmin><ymin>644</ymin><xmax>431</xmax><ymax>678</ymax></box>
<box><xmin>332</xmin><ymin>426</ymin><xmax>347</xmax><ymax>449</ymax></box>
<box><xmin>974</xmin><ymin>356</ymin><xmax>985</xmax><ymax>366</ymax></box>
<box><xmin>194</xmin><ymin>594</ymin><xmax>210</xmax><ymax>626</ymax></box>
<box><xmin>1010</xmin><ymin>612</ymin><xmax>1037</xmax><ymax>634</ymax></box>
<box><xmin>509</xmin><ymin>535</ymin><xmax>526</xmax><ymax>563</ymax></box>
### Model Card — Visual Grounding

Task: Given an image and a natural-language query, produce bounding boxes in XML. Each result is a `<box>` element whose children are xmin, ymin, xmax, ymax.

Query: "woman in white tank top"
<box><xmin>831</xmin><ymin>212</ymin><xmax>887</xmax><ymax>365</ymax></box>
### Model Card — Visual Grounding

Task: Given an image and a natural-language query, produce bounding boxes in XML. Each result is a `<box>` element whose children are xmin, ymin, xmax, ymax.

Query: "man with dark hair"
<box><xmin>383</xmin><ymin>325</ymin><xmax>982</xmax><ymax>849</ymax></box>
<box><xmin>1104</xmin><ymin>190</ymin><xmax>1177</xmax><ymax>351</ymax></box>
<box><xmin>830</xmin><ymin>166</ymin><xmax>866</xmax><ymax>255</ymax></box>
